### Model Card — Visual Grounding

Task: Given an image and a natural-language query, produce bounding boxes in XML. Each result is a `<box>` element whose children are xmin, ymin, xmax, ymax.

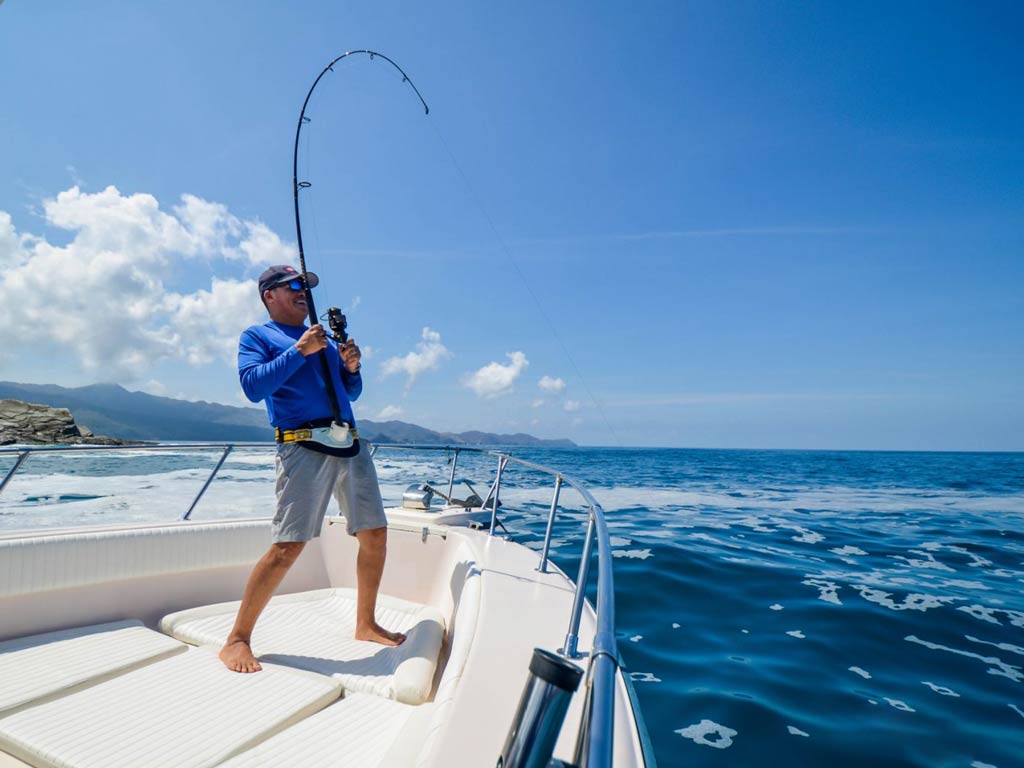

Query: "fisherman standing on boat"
<box><xmin>219</xmin><ymin>265</ymin><xmax>405</xmax><ymax>673</ymax></box>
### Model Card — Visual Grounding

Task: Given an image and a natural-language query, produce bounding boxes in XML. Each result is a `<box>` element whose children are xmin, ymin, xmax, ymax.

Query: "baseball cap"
<box><xmin>257</xmin><ymin>265</ymin><xmax>319</xmax><ymax>296</ymax></box>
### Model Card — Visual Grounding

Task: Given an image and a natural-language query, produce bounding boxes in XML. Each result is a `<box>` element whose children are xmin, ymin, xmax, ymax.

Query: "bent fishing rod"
<box><xmin>292</xmin><ymin>50</ymin><xmax>429</xmax><ymax>426</ymax></box>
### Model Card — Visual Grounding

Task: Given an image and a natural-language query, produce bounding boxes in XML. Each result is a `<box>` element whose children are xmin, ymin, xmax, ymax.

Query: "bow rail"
<box><xmin>0</xmin><ymin>441</ymin><xmax>651</xmax><ymax>768</ymax></box>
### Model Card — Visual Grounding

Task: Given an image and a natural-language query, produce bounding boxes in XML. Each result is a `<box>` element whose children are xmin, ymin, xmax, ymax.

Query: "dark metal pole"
<box><xmin>182</xmin><ymin>445</ymin><xmax>233</xmax><ymax>520</ymax></box>
<box><xmin>291</xmin><ymin>50</ymin><xmax>429</xmax><ymax>423</ymax></box>
<box><xmin>0</xmin><ymin>451</ymin><xmax>29</xmax><ymax>496</ymax></box>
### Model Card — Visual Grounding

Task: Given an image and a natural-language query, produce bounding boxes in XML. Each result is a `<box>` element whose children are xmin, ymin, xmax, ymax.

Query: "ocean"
<box><xmin>2</xmin><ymin>445</ymin><xmax>1023</xmax><ymax>767</ymax></box>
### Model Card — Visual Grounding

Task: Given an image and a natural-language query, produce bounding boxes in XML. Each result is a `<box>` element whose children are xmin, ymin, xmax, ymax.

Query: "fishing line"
<box><xmin>426</xmin><ymin>120</ymin><xmax>625</xmax><ymax>449</ymax></box>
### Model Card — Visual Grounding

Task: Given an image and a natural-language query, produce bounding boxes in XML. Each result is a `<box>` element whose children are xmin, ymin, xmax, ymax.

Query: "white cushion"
<box><xmin>160</xmin><ymin>588</ymin><xmax>444</xmax><ymax>705</ymax></box>
<box><xmin>0</xmin><ymin>647</ymin><xmax>342</xmax><ymax>768</ymax></box>
<box><xmin>0</xmin><ymin>620</ymin><xmax>185</xmax><ymax>715</ymax></box>
<box><xmin>0</xmin><ymin>521</ymin><xmax>271</xmax><ymax>598</ymax></box>
<box><xmin>417</xmin><ymin>566</ymin><xmax>482</xmax><ymax>767</ymax></box>
<box><xmin>220</xmin><ymin>693</ymin><xmax>433</xmax><ymax>768</ymax></box>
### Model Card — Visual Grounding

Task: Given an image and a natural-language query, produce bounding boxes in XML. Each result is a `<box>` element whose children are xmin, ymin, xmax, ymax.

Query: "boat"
<box><xmin>0</xmin><ymin>442</ymin><xmax>656</xmax><ymax>767</ymax></box>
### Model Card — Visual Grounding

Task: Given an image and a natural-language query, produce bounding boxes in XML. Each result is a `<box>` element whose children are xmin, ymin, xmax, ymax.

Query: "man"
<box><xmin>219</xmin><ymin>265</ymin><xmax>405</xmax><ymax>674</ymax></box>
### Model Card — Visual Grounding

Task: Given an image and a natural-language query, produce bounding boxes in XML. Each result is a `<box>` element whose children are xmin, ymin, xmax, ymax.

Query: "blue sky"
<box><xmin>0</xmin><ymin>1</ymin><xmax>1021</xmax><ymax>450</ymax></box>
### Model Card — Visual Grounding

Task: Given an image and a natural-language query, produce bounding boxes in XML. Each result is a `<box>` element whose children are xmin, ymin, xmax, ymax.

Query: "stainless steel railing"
<box><xmin>0</xmin><ymin>442</ymin><xmax>272</xmax><ymax>521</ymax></box>
<box><xmin>0</xmin><ymin>442</ymin><xmax>636</xmax><ymax>768</ymax></box>
<box><xmin>340</xmin><ymin>442</ymin><xmax>623</xmax><ymax>768</ymax></box>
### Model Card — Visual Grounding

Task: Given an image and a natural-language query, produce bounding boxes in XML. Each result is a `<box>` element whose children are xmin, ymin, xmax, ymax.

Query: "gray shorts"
<box><xmin>272</xmin><ymin>441</ymin><xmax>388</xmax><ymax>543</ymax></box>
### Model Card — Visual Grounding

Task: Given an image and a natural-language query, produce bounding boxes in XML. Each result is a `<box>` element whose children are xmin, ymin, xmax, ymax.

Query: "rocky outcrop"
<box><xmin>0</xmin><ymin>399</ymin><xmax>136</xmax><ymax>446</ymax></box>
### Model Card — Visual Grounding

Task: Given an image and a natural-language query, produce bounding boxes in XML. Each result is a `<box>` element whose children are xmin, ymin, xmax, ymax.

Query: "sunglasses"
<box><xmin>275</xmin><ymin>279</ymin><xmax>305</xmax><ymax>292</ymax></box>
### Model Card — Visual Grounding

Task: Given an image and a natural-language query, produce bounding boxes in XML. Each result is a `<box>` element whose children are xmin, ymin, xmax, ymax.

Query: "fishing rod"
<box><xmin>292</xmin><ymin>50</ymin><xmax>429</xmax><ymax>425</ymax></box>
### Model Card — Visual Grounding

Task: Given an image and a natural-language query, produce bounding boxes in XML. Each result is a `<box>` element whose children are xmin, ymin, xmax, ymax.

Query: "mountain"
<box><xmin>0</xmin><ymin>382</ymin><xmax>576</xmax><ymax>447</ymax></box>
<box><xmin>0</xmin><ymin>382</ymin><xmax>270</xmax><ymax>442</ymax></box>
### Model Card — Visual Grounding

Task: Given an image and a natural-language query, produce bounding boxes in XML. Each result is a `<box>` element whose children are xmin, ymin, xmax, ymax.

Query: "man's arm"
<box><xmin>341</xmin><ymin>367</ymin><xmax>362</xmax><ymax>401</ymax></box>
<box><xmin>237</xmin><ymin>328</ymin><xmax>306</xmax><ymax>403</ymax></box>
<box><xmin>339</xmin><ymin>339</ymin><xmax>363</xmax><ymax>401</ymax></box>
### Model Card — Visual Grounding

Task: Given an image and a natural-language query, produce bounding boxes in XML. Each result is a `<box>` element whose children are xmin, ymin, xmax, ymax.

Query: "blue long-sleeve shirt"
<box><xmin>238</xmin><ymin>321</ymin><xmax>361</xmax><ymax>430</ymax></box>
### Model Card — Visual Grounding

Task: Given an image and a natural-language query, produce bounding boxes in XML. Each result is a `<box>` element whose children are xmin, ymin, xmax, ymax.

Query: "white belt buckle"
<box><xmin>310</xmin><ymin>422</ymin><xmax>354</xmax><ymax>449</ymax></box>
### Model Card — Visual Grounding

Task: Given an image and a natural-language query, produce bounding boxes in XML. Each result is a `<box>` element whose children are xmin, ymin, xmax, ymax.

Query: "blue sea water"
<box><xmin>515</xmin><ymin>448</ymin><xmax>1024</xmax><ymax>768</ymax></box>
<box><xmin>2</xmin><ymin>446</ymin><xmax>1023</xmax><ymax>767</ymax></box>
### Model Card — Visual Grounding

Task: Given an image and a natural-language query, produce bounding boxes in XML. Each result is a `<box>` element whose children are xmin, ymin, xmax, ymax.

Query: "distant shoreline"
<box><xmin>0</xmin><ymin>382</ymin><xmax>576</xmax><ymax>448</ymax></box>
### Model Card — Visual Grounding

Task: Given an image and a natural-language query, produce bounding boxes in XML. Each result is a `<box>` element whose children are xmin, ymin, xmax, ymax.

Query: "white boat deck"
<box><xmin>0</xmin><ymin>510</ymin><xmax>647</xmax><ymax>767</ymax></box>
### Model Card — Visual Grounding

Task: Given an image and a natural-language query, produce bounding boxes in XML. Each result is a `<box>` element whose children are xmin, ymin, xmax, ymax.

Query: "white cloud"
<box><xmin>231</xmin><ymin>220</ymin><xmax>296</xmax><ymax>266</ymax></box>
<box><xmin>165</xmin><ymin>278</ymin><xmax>265</xmax><ymax>366</ymax></box>
<box><xmin>174</xmin><ymin>194</ymin><xmax>241</xmax><ymax>256</ymax></box>
<box><xmin>44</xmin><ymin>185</ymin><xmax>193</xmax><ymax>257</ymax></box>
<box><xmin>380</xmin><ymin>327</ymin><xmax>451</xmax><ymax>391</ymax></box>
<box><xmin>563</xmin><ymin>400</ymin><xmax>581</xmax><ymax>412</ymax></box>
<box><xmin>0</xmin><ymin>185</ymin><xmax>288</xmax><ymax>379</ymax></box>
<box><xmin>532</xmin><ymin>398</ymin><xmax>545</xmax><ymax>408</ymax></box>
<box><xmin>463</xmin><ymin>351</ymin><xmax>529</xmax><ymax>399</ymax></box>
<box><xmin>377</xmin><ymin>405</ymin><xmax>403</xmax><ymax>419</ymax></box>
<box><xmin>175</xmin><ymin>194</ymin><xmax>296</xmax><ymax>266</ymax></box>
<box><xmin>0</xmin><ymin>211</ymin><xmax>31</xmax><ymax>269</ymax></box>
<box><xmin>139</xmin><ymin>379</ymin><xmax>169</xmax><ymax>397</ymax></box>
<box><xmin>538</xmin><ymin>375</ymin><xmax>566</xmax><ymax>394</ymax></box>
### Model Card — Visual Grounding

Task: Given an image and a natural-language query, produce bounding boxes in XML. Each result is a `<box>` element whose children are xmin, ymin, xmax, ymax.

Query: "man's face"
<box><xmin>264</xmin><ymin>280</ymin><xmax>308</xmax><ymax>326</ymax></box>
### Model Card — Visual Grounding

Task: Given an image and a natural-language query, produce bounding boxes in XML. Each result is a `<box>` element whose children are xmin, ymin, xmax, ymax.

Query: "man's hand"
<box><xmin>340</xmin><ymin>339</ymin><xmax>362</xmax><ymax>373</ymax></box>
<box><xmin>296</xmin><ymin>324</ymin><xmax>328</xmax><ymax>357</ymax></box>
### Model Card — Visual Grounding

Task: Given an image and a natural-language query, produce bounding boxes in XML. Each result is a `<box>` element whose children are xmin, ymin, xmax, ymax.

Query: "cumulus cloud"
<box><xmin>380</xmin><ymin>327</ymin><xmax>451</xmax><ymax>391</ymax></box>
<box><xmin>0</xmin><ymin>185</ymin><xmax>290</xmax><ymax>379</ymax></box>
<box><xmin>463</xmin><ymin>351</ymin><xmax>529</xmax><ymax>399</ymax></box>
<box><xmin>538</xmin><ymin>375</ymin><xmax>566</xmax><ymax>394</ymax></box>
<box><xmin>563</xmin><ymin>400</ymin><xmax>581</xmax><ymax>412</ymax></box>
<box><xmin>165</xmin><ymin>278</ymin><xmax>264</xmax><ymax>366</ymax></box>
<box><xmin>0</xmin><ymin>211</ymin><xmax>31</xmax><ymax>269</ymax></box>
<box><xmin>377</xmin><ymin>405</ymin><xmax>403</xmax><ymax>420</ymax></box>
<box><xmin>174</xmin><ymin>195</ymin><xmax>241</xmax><ymax>256</ymax></box>
<box><xmin>229</xmin><ymin>220</ymin><xmax>295</xmax><ymax>266</ymax></box>
<box><xmin>139</xmin><ymin>379</ymin><xmax>169</xmax><ymax>397</ymax></box>
<box><xmin>532</xmin><ymin>398</ymin><xmax>545</xmax><ymax>408</ymax></box>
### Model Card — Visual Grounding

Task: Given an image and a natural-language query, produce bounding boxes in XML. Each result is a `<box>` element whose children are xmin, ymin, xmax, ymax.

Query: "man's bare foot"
<box><xmin>355</xmin><ymin>623</ymin><xmax>406</xmax><ymax>646</ymax></box>
<box><xmin>219</xmin><ymin>640</ymin><xmax>262</xmax><ymax>672</ymax></box>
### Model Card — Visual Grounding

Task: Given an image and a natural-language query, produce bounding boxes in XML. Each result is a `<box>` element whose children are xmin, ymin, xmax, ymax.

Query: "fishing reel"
<box><xmin>323</xmin><ymin>307</ymin><xmax>348</xmax><ymax>344</ymax></box>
